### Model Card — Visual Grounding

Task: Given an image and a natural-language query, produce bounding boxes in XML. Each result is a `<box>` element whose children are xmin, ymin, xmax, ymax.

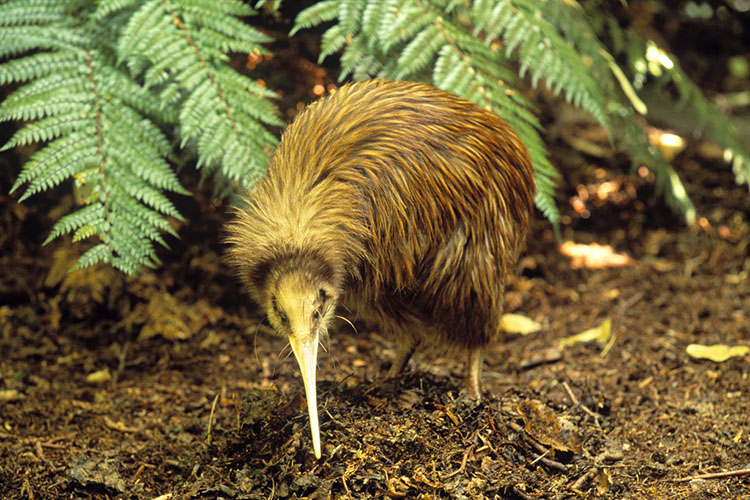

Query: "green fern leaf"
<box><xmin>291</xmin><ymin>0</ymin><xmax>339</xmax><ymax>36</ymax></box>
<box><xmin>379</xmin><ymin>3</ymin><xmax>432</xmax><ymax>52</ymax></box>
<box><xmin>0</xmin><ymin>51</ymin><xmax>83</xmax><ymax>85</ymax></box>
<box><xmin>92</xmin><ymin>0</ymin><xmax>142</xmax><ymax>21</ymax></box>
<box><xmin>44</xmin><ymin>203</ymin><xmax>106</xmax><ymax>245</ymax></box>
<box><xmin>71</xmin><ymin>244</ymin><xmax>114</xmax><ymax>270</ymax></box>
<box><xmin>319</xmin><ymin>24</ymin><xmax>347</xmax><ymax>63</ymax></box>
<box><xmin>338</xmin><ymin>0</ymin><xmax>366</xmax><ymax>37</ymax></box>
<box><xmin>0</xmin><ymin>0</ymin><xmax>67</xmax><ymax>27</ymax></box>
<box><xmin>3</xmin><ymin>114</ymin><xmax>94</xmax><ymax>150</ymax></box>
<box><xmin>394</xmin><ymin>24</ymin><xmax>444</xmax><ymax>79</ymax></box>
<box><xmin>72</xmin><ymin>224</ymin><xmax>98</xmax><ymax>243</ymax></box>
<box><xmin>361</xmin><ymin>0</ymin><xmax>388</xmax><ymax>43</ymax></box>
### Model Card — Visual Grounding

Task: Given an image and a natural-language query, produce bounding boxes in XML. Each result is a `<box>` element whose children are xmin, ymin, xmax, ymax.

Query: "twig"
<box><xmin>206</xmin><ymin>393</ymin><xmax>220</xmax><ymax>445</ymax></box>
<box><xmin>562</xmin><ymin>381</ymin><xmax>601</xmax><ymax>424</ymax></box>
<box><xmin>113</xmin><ymin>341</ymin><xmax>129</xmax><ymax>384</ymax></box>
<box><xmin>22</xmin><ymin>477</ymin><xmax>33</xmax><ymax>500</ymax></box>
<box><xmin>511</xmin><ymin>485</ymin><xmax>534</xmax><ymax>500</ymax></box>
<box><xmin>508</xmin><ymin>422</ymin><xmax>567</xmax><ymax>472</ymax></box>
<box><xmin>570</xmin><ymin>468</ymin><xmax>599</xmax><ymax>492</ymax></box>
<box><xmin>529</xmin><ymin>447</ymin><xmax>551</xmax><ymax>466</ymax></box>
<box><xmin>508</xmin><ymin>422</ymin><xmax>546</xmax><ymax>455</ymax></box>
<box><xmin>435</xmin><ymin>403</ymin><xmax>460</xmax><ymax>426</ymax></box>
<box><xmin>104</xmin><ymin>416</ymin><xmax>138</xmax><ymax>433</ymax></box>
<box><xmin>443</xmin><ymin>430</ymin><xmax>480</xmax><ymax>479</ymax></box>
<box><xmin>529</xmin><ymin>451</ymin><xmax>567</xmax><ymax>472</ymax></box>
<box><xmin>267</xmin><ymin>478</ymin><xmax>275</xmax><ymax>500</ymax></box>
<box><xmin>676</xmin><ymin>468</ymin><xmax>750</xmax><ymax>482</ymax></box>
<box><xmin>133</xmin><ymin>462</ymin><xmax>156</xmax><ymax>480</ymax></box>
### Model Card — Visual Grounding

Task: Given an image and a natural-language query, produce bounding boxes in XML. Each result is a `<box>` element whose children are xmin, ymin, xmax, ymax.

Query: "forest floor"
<box><xmin>2</xmin><ymin>111</ymin><xmax>749</xmax><ymax>499</ymax></box>
<box><xmin>2</xmin><ymin>10</ymin><xmax>750</xmax><ymax>500</ymax></box>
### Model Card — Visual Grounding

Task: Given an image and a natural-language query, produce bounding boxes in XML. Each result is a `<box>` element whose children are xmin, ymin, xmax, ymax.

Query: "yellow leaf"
<box><xmin>686</xmin><ymin>344</ymin><xmax>749</xmax><ymax>363</ymax></box>
<box><xmin>86</xmin><ymin>368</ymin><xmax>111</xmax><ymax>385</ymax></box>
<box><xmin>500</xmin><ymin>314</ymin><xmax>542</xmax><ymax>335</ymax></box>
<box><xmin>560</xmin><ymin>318</ymin><xmax>612</xmax><ymax>347</ymax></box>
<box><xmin>596</xmin><ymin>468</ymin><xmax>612</xmax><ymax>494</ymax></box>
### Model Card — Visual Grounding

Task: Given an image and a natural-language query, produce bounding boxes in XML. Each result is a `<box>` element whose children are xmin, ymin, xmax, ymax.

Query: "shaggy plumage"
<box><xmin>225</xmin><ymin>79</ymin><xmax>535</xmax><ymax>458</ymax></box>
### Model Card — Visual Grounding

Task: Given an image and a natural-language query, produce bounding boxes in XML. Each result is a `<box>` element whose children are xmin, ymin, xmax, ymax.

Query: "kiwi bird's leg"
<box><xmin>466</xmin><ymin>347</ymin><xmax>485</xmax><ymax>400</ymax></box>
<box><xmin>386</xmin><ymin>338</ymin><xmax>418</xmax><ymax>379</ymax></box>
<box><xmin>288</xmin><ymin>330</ymin><xmax>321</xmax><ymax>459</ymax></box>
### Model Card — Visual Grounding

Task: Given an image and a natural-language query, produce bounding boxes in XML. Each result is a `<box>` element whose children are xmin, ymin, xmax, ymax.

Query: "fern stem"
<box><xmin>172</xmin><ymin>13</ymin><xmax>245</xmax><ymax>156</ymax></box>
<box><xmin>84</xmin><ymin>49</ymin><xmax>113</xmax><ymax>258</ymax></box>
<box><xmin>598</xmin><ymin>48</ymin><xmax>647</xmax><ymax>115</ymax></box>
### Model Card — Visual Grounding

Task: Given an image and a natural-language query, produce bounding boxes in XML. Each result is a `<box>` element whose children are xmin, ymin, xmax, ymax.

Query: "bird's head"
<box><xmin>264</xmin><ymin>268</ymin><xmax>337</xmax><ymax>459</ymax></box>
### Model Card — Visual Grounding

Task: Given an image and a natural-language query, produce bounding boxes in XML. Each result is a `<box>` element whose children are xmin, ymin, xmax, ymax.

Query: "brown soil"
<box><xmin>2</xmin><ymin>125</ymin><xmax>749</xmax><ymax>499</ymax></box>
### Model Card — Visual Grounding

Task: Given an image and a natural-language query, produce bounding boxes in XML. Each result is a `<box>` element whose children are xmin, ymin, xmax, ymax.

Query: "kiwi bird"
<box><xmin>225</xmin><ymin>79</ymin><xmax>535</xmax><ymax>459</ymax></box>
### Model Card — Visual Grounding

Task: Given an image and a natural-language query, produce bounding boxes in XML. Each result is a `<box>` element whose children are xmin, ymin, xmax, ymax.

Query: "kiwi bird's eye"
<box><xmin>278</xmin><ymin>311</ymin><xmax>289</xmax><ymax>325</ymax></box>
<box><xmin>313</xmin><ymin>309</ymin><xmax>321</xmax><ymax>321</ymax></box>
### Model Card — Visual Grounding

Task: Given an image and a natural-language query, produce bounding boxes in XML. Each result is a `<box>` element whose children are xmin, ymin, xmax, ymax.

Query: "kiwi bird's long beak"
<box><xmin>288</xmin><ymin>331</ymin><xmax>321</xmax><ymax>459</ymax></box>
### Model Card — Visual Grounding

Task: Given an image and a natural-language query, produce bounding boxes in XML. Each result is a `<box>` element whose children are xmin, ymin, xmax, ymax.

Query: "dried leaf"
<box><xmin>86</xmin><ymin>368</ymin><xmax>111</xmax><ymax>384</ymax></box>
<box><xmin>500</xmin><ymin>313</ymin><xmax>542</xmax><ymax>335</ymax></box>
<box><xmin>560</xmin><ymin>242</ymin><xmax>635</xmax><ymax>269</ymax></box>
<box><xmin>560</xmin><ymin>318</ymin><xmax>612</xmax><ymax>347</ymax></box>
<box><xmin>0</xmin><ymin>389</ymin><xmax>22</xmax><ymax>402</ymax></box>
<box><xmin>516</xmin><ymin>401</ymin><xmax>572</xmax><ymax>453</ymax></box>
<box><xmin>596</xmin><ymin>468</ymin><xmax>612</xmax><ymax>494</ymax></box>
<box><xmin>686</xmin><ymin>344</ymin><xmax>749</xmax><ymax>363</ymax></box>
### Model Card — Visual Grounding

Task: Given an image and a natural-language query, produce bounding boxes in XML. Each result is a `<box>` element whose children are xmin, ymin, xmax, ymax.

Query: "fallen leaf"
<box><xmin>560</xmin><ymin>318</ymin><xmax>612</xmax><ymax>347</ymax></box>
<box><xmin>560</xmin><ymin>241</ymin><xmax>635</xmax><ymax>269</ymax></box>
<box><xmin>686</xmin><ymin>344</ymin><xmax>749</xmax><ymax>363</ymax></box>
<box><xmin>0</xmin><ymin>389</ymin><xmax>22</xmax><ymax>402</ymax></box>
<box><xmin>86</xmin><ymin>368</ymin><xmax>111</xmax><ymax>385</ymax></box>
<box><xmin>517</xmin><ymin>401</ymin><xmax>575</xmax><ymax>453</ymax></box>
<box><xmin>596</xmin><ymin>468</ymin><xmax>612</xmax><ymax>494</ymax></box>
<box><xmin>500</xmin><ymin>314</ymin><xmax>542</xmax><ymax>335</ymax></box>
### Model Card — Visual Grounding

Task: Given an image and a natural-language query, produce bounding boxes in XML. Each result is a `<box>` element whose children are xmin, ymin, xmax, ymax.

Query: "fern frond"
<box><xmin>4</xmin><ymin>0</ymin><xmax>279</xmax><ymax>275</ymax></box>
<box><xmin>394</xmin><ymin>24</ymin><xmax>443</xmax><ymax>79</ymax></box>
<box><xmin>360</xmin><ymin>0</ymin><xmax>388</xmax><ymax>43</ymax></box>
<box><xmin>379</xmin><ymin>2</ymin><xmax>432</xmax><ymax>52</ymax></box>
<box><xmin>92</xmin><ymin>0</ymin><xmax>142</xmax><ymax>21</ymax></box>
<box><xmin>72</xmin><ymin>243</ymin><xmax>114</xmax><ymax>270</ymax></box>
<box><xmin>338</xmin><ymin>0</ymin><xmax>366</xmax><ymax>37</ymax></box>
<box><xmin>44</xmin><ymin>203</ymin><xmax>106</xmax><ymax>244</ymax></box>
<box><xmin>2</xmin><ymin>114</ymin><xmax>92</xmax><ymax>150</ymax></box>
<box><xmin>290</xmin><ymin>0</ymin><xmax>339</xmax><ymax>36</ymax></box>
<box><xmin>319</xmin><ymin>24</ymin><xmax>348</xmax><ymax>63</ymax></box>
<box><xmin>0</xmin><ymin>51</ymin><xmax>83</xmax><ymax>85</ymax></box>
<box><xmin>72</xmin><ymin>224</ymin><xmax>98</xmax><ymax>243</ymax></box>
<box><xmin>0</xmin><ymin>25</ymin><xmax>89</xmax><ymax>57</ymax></box>
<box><xmin>339</xmin><ymin>37</ymin><xmax>383</xmax><ymax>80</ymax></box>
<box><xmin>118</xmin><ymin>0</ymin><xmax>281</xmax><ymax>188</ymax></box>
<box><xmin>668</xmin><ymin>61</ymin><xmax>750</xmax><ymax>191</ymax></box>
<box><xmin>294</xmin><ymin>0</ymin><xmax>561</xmax><ymax>225</ymax></box>
<box><xmin>0</xmin><ymin>0</ymin><xmax>67</xmax><ymax>27</ymax></box>
<box><xmin>2</xmin><ymin>0</ymin><xmax>192</xmax><ymax>275</ymax></box>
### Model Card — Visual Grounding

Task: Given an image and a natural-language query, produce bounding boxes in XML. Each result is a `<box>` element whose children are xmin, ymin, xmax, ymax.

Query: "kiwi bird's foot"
<box><xmin>385</xmin><ymin>339</ymin><xmax>418</xmax><ymax>379</ymax></box>
<box><xmin>466</xmin><ymin>347</ymin><xmax>485</xmax><ymax>401</ymax></box>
